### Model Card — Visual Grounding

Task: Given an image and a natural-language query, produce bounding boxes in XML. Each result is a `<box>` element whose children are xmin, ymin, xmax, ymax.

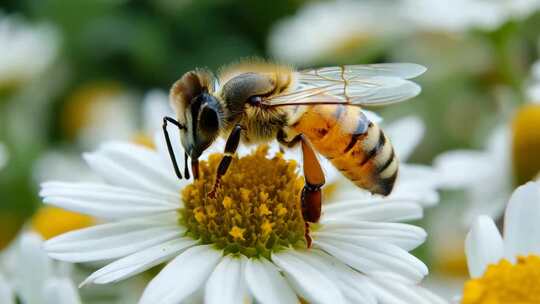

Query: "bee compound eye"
<box><xmin>247</xmin><ymin>95</ymin><xmax>262</xmax><ymax>106</ymax></box>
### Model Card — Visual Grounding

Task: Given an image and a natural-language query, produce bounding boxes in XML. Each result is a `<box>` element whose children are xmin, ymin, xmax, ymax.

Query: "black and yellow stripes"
<box><xmin>291</xmin><ymin>104</ymin><xmax>398</xmax><ymax>196</ymax></box>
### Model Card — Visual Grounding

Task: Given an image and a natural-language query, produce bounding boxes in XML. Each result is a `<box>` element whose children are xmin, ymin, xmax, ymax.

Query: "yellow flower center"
<box><xmin>461</xmin><ymin>255</ymin><xmax>540</xmax><ymax>304</ymax></box>
<box><xmin>512</xmin><ymin>104</ymin><xmax>540</xmax><ymax>185</ymax></box>
<box><xmin>131</xmin><ymin>132</ymin><xmax>156</xmax><ymax>149</ymax></box>
<box><xmin>32</xmin><ymin>206</ymin><xmax>94</xmax><ymax>240</ymax></box>
<box><xmin>180</xmin><ymin>146</ymin><xmax>306</xmax><ymax>258</ymax></box>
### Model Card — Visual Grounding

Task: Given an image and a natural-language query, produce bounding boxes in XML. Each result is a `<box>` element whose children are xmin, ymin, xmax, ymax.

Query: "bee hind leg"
<box><xmin>208</xmin><ymin>124</ymin><xmax>243</xmax><ymax>198</ymax></box>
<box><xmin>279</xmin><ymin>131</ymin><xmax>325</xmax><ymax>247</ymax></box>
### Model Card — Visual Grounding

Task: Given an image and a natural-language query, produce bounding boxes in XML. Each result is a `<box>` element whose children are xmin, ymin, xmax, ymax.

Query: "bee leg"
<box><xmin>277</xmin><ymin>129</ymin><xmax>302</xmax><ymax>148</ymax></box>
<box><xmin>163</xmin><ymin>116</ymin><xmax>186</xmax><ymax>180</ymax></box>
<box><xmin>298</xmin><ymin>135</ymin><xmax>325</xmax><ymax>247</ymax></box>
<box><xmin>208</xmin><ymin>124</ymin><xmax>243</xmax><ymax>198</ymax></box>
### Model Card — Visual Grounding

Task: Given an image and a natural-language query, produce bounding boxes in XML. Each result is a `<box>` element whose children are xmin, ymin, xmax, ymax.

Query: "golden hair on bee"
<box><xmin>218</xmin><ymin>58</ymin><xmax>297</xmax><ymax>97</ymax></box>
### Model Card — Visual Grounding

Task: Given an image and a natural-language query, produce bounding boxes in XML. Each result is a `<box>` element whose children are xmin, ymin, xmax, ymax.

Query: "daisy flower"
<box><xmin>40</xmin><ymin>131</ymin><xmax>445</xmax><ymax>303</ymax></box>
<box><xmin>0</xmin><ymin>232</ymin><xmax>81</xmax><ymax>304</ymax></box>
<box><xmin>461</xmin><ymin>181</ymin><xmax>540</xmax><ymax>303</ymax></box>
<box><xmin>268</xmin><ymin>0</ymin><xmax>407</xmax><ymax>65</ymax></box>
<box><xmin>33</xmin><ymin>89</ymin><xmax>172</xmax><ymax>184</ymax></box>
<box><xmin>0</xmin><ymin>14</ymin><xmax>58</xmax><ymax>90</ymax></box>
<box><xmin>434</xmin><ymin>61</ymin><xmax>540</xmax><ymax>224</ymax></box>
<box><xmin>401</xmin><ymin>0</ymin><xmax>540</xmax><ymax>33</ymax></box>
<box><xmin>61</xmin><ymin>82</ymin><xmax>139</xmax><ymax>150</ymax></box>
<box><xmin>434</xmin><ymin>124</ymin><xmax>512</xmax><ymax>224</ymax></box>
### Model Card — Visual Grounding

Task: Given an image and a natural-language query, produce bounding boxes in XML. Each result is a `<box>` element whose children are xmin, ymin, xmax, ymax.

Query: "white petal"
<box><xmin>314</xmin><ymin>237</ymin><xmax>427</xmax><ymax>282</ymax></box>
<box><xmin>45</xmin><ymin>218</ymin><xmax>182</xmax><ymax>262</ymax></box>
<box><xmin>205</xmin><ymin>255</ymin><xmax>248</xmax><ymax>304</ymax></box>
<box><xmin>0</xmin><ymin>274</ymin><xmax>14</xmax><ymax>304</ymax></box>
<box><xmin>323</xmin><ymin>199</ymin><xmax>424</xmax><ymax>222</ymax></box>
<box><xmin>315</xmin><ymin>219</ymin><xmax>426</xmax><ymax>251</ymax></box>
<box><xmin>368</xmin><ymin>274</ymin><xmax>446</xmax><ymax>304</ymax></box>
<box><xmin>142</xmin><ymin>90</ymin><xmax>173</xmax><ymax>135</ymax></box>
<box><xmin>300</xmin><ymin>250</ymin><xmax>376</xmax><ymax>304</ymax></box>
<box><xmin>465</xmin><ymin>215</ymin><xmax>504</xmax><ymax>278</ymax></box>
<box><xmin>139</xmin><ymin>245</ymin><xmax>222</xmax><ymax>304</ymax></box>
<box><xmin>433</xmin><ymin>150</ymin><xmax>492</xmax><ymax>189</ymax></box>
<box><xmin>41</xmin><ymin>182</ymin><xmax>180</xmax><ymax>219</ymax></box>
<box><xmin>503</xmin><ymin>181</ymin><xmax>540</xmax><ymax>259</ymax></box>
<box><xmin>395</xmin><ymin>164</ymin><xmax>442</xmax><ymax>206</ymax></box>
<box><xmin>43</xmin><ymin>278</ymin><xmax>81</xmax><ymax>304</ymax></box>
<box><xmin>15</xmin><ymin>233</ymin><xmax>52</xmax><ymax>304</ymax></box>
<box><xmin>272</xmin><ymin>249</ymin><xmax>345</xmax><ymax>304</ymax></box>
<box><xmin>81</xmin><ymin>238</ymin><xmax>196</xmax><ymax>286</ymax></box>
<box><xmin>83</xmin><ymin>142</ymin><xmax>184</xmax><ymax>196</ymax></box>
<box><xmin>385</xmin><ymin>116</ymin><xmax>424</xmax><ymax>161</ymax></box>
<box><xmin>245</xmin><ymin>258</ymin><xmax>297</xmax><ymax>304</ymax></box>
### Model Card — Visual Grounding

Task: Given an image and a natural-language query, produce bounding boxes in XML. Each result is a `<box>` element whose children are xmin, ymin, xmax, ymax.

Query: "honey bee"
<box><xmin>163</xmin><ymin>60</ymin><xmax>426</xmax><ymax>245</ymax></box>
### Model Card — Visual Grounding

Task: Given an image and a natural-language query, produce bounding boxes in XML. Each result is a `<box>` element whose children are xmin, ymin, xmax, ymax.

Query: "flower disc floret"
<box><xmin>180</xmin><ymin>146</ymin><xmax>306</xmax><ymax>257</ymax></box>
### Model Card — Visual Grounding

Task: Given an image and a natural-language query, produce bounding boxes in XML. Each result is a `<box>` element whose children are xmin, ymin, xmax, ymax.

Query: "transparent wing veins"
<box><xmin>264</xmin><ymin>63</ymin><xmax>426</xmax><ymax>107</ymax></box>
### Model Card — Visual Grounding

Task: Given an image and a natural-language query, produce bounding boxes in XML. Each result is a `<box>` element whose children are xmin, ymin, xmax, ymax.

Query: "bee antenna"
<box><xmin>184</xmin><ymin>152</ymin><xmax>190</xmax><ymax>179</ymax></box>
<box><xmin>162</xmin><ymin>116</ymin><xmax>186</xmax><ymax>180</ymax></box>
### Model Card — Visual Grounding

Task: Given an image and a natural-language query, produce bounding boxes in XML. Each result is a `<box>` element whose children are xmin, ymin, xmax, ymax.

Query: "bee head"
<box><xmin>170</xmin><ymin>69</ymin><xmax>223</xmax><ymax>159</ymax></box>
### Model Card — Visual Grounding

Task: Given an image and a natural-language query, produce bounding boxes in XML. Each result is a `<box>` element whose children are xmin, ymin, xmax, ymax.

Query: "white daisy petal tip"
<box><xmin>503</xmin><ymin>181</ymin><xmax>540</xmax><ymax>258</ymax></box>
<box><xmin>205</xmin><ymin>255</ymin><xmax>249</xmax><ymax>304</ymax></box>
<box><xmin>465</xmin><ymin>215</ymin><xmax>503</xmax><ymax>278</ymax></box>
<box><xmin>245</xmin><ymin>257</ymin><xmax>297</xmax><ymax>304</ymax></box>
<box><xmin>139</xmin><ymin>245</ymin><xmax>222</xmax><ymax>304</ymax></box>
<box><xmin>272</xmin><ymin>250</ymin><xmax>346</xmax><ymax>304</ymax></box>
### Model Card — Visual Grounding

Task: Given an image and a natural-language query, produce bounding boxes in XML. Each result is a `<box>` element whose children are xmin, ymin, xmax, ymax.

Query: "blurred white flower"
<box><xmin>268</xmin><ymin>0</ymin><xmax>406</xmax><ymax>65</ymax></box>
<box><xmin>33</xmin><ymin>150</ymin><xmax>99</xmax><ymax>184</ymax></box>
<box><xmin>401</xmin><ymin>0</ymin><xmax>502</xmax><ymax>32</ymax></box>
<box><xmin>0</xmin><ymin>232</ymin><xmax>81</xmax><ymax>304</ymax></box>
<box><xmin>0</xmin><ymin>14</ymin><xmax>59</xmax><ymax>89</ymax></box>
<box><xmin>34</xmin><ymin>89</ymin><xmax>172</xmax><ymax>184</ymax></box>
<box><xmin>436</xmin><ymin>60</ymin><xmax>540</xmax><ymax>225</ymax></box>
<box><xmin>0</xmin><ymin>143</ymin><xmax>8</xmax><ymax>170</ymax></box>
<box><xmin>526</xmin><ymin>60</ymin><xmax>540</xmax><ymax>103</ymax></box>
<box><xmin>401</xmin><ymin>0</ymin><xmax>540</xmax><ymax>33</ymax></box>
<box><xmin>461</xmin><ymin>181</ymin><xmax>540</xmax><ymax>303</ymax></box>
<box><xmin>141</xmin><ymin>89</ymin><xmax>174</xmax><ymax>135</ymax></box>
<box><xmin>76</xmin><ymin>91</ymin><xmax>138</xmax><ymax>150</ymax></box>
<box><xmin>39</xmin><ymin>133</ymin><xmax>445</xmax><ymax>304</ymax></box>
<box><xmin>434</xmin><ymin>125</ymin><xmax>511</xmax><ymax>224</ymax></box>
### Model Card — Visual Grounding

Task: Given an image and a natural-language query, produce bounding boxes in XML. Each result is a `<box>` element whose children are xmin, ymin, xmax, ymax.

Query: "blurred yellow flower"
<box><xmin>512</xmin><ymin>103</ymin><xmax>540</xmax><ymax>186</ymax></box>
<box><xmin>31</xmin><ymin>206</ymin><xmax>94</xmax><ymax>240</ymax></box>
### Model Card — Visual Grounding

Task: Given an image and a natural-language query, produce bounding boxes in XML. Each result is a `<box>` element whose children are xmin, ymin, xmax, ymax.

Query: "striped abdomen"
<box><xmin>290</xmin><ymin>104</ymin><xmax>398</xmax><ymax>195</ymax></box>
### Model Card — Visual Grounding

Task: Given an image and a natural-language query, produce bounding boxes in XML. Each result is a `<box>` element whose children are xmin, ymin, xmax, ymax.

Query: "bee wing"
<box><xmin>263</xmin><ymin>63</ymin><xmax>426</xmax><ymax>107</ymax></box>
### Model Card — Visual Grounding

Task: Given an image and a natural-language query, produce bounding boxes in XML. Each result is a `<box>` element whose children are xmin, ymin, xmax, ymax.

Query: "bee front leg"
<box><xmin>208</xmin><ymin>124</ymin><xmax>243</xmax><ymax>198</ymax></box>
<box><xmin>279</xmin><ymin>131</ymin><xmax>325</xmax><ymax>247</ymax></box>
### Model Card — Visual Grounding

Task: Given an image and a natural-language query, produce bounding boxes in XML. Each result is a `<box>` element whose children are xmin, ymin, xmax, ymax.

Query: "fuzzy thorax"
<box><xmin>180</xmin><ymin>146</ymin><xmax>307</xmax><ymax>258</ymax></box>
